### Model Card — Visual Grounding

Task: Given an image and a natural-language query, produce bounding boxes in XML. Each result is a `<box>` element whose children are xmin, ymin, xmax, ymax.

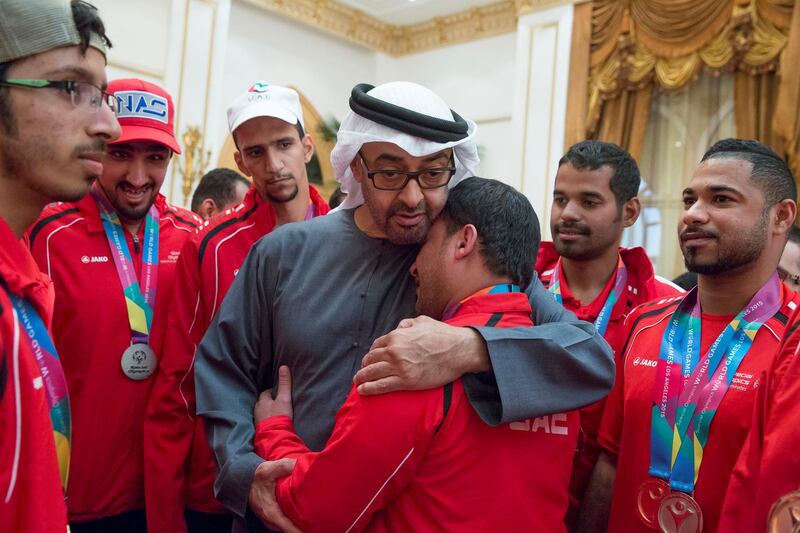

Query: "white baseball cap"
<box><xmin>226</xmin><ymin>81</ymin><xmax>305</xmax><ymax>134</ymax></box>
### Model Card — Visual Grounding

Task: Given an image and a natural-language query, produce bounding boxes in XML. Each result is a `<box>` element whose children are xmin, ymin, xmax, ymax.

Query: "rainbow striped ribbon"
<box><xmin>648</xmin><ymin>272</ymin><xmax>781</xmax><ymax>493</ymax></box>
<box><xmin>90</xmin><ymin>187</ymin><xmax>159</xmax><ymax>343</ymax></box>
<box><xmin>7</xmin><ymin>292</ymin><xmax>71</xmax><ymax>489</ymax></box>
<box><xmin>548</xmin><ymin>255</ymin><xmax>627</xmax><ymax>336</ymax></box>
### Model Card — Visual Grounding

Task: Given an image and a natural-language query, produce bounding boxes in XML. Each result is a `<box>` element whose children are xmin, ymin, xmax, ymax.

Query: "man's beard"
<box><xmin>553</xmin><ymin>220</ymin><xmax>618</xmax><ymax>261</ymax></box>
<box><xmin>267</xmin><ymin>183</ymin><xmax>299</xmax><ymax>204</ymax></box>
<box><xmin>0</xmin><ymin>133</ymin><xmax>104</xmax><ymax>203</ymax></box>
<box><xmin>368</xmin><ymin>198</ymin><xmax>433</xmax><ymax>245</ymax></box>
<box><xmin>263</xmin><ymin>172</ymin><xmax>299</xmax><ymax>204</ymax></box>
<box><xmin>682</xmin><ymin>211</ymin><xmax>768</xmax><ymax>275</ymax></box>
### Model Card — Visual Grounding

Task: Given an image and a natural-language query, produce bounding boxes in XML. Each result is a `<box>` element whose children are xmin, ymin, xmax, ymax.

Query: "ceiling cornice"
<box><xmin>241</xmin><ymin>0</ymin><xmax>579</xmax><ymax>57</ymax></box>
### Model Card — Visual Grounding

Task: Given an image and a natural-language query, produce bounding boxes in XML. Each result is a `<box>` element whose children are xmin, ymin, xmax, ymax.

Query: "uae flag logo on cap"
<box><xmin>249</xmin><ymin>82</ymin><xmax>269</xmax><ymax>93</ymax></box>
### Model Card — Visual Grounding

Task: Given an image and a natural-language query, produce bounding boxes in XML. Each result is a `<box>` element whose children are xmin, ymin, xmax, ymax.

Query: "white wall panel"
<box><xmin>511</xmin><ymin>3</ymin><xmax>574</xmax><ymax>237</ymax></box>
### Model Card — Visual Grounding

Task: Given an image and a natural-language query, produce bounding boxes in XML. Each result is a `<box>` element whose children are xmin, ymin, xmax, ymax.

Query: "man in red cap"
<box><xmin>29</xmin><ymin>77</ymin><xmax>200</xmax><ymax>532</ymax></box>
<box><xmin>143</xmin><ymin>80</ymin><xmax>329</xmax><ymax>533</ymax></box>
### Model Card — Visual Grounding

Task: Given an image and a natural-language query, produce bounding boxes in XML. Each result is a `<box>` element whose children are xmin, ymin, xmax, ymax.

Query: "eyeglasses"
<box><xmin>778</xmin><ymin>267</ymin><xmax>800</xmax><ymax>286</ymax></box>
<box><xmin>358</xmin><ymin>151</ymin><xmax>455</xmax><ymax>191</ymax></box>
<box><xmin>0</xmin><ymin>79</ymin><xmax>118</xmax><ymax>114</ymax></box>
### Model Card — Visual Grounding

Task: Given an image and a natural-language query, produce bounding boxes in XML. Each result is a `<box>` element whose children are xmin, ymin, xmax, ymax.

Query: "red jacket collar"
<box><xmin>536</xmin><ymin>241</ymin><xmax>661</xmax><ymax>319</ymax></box>
<box><xmin>452</xmin><ymin>291</ymin><xmax>532</xmax><ymax>319</ymax></box>
<box><xmin>74</xmin><ymin>191</ymin><xmax>170</xmax><ymax>234</ymax></box>
<box><xmin>309</xmin><ymin>185</ymin><xmax>331</xmax><ymax>216</ymax></box>
<box><xmin>243</xmin><ymin>183</ymin><xmax>331</xmax><ymax>226</ymax></box>
<box><xmin>0</xmin><ymin>217</ymin><xmax>53</xmax><ymax>317</ymax></box>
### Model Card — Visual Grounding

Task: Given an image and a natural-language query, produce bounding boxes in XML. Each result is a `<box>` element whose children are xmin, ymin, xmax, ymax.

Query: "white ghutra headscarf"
<box><xmin>331</xmin><ymin>81</ymin><xmax>480</xmax><ymax>210</ymax></box>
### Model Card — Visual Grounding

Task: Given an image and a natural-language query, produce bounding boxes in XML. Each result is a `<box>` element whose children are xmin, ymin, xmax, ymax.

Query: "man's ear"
<box><xmin>774</xmin><ymin>199</ymin><xmax>797</xmax><ymax>236</ymax></box>
<box><xmin>302</xmin><ymin>134</ymin><xmax>315</xmax><ymax>164</ymax></box>
<box><xmin>233</xmin><ymin>151</ymin><xmax>251</xmax><ymax>177</ymax></box>
<box><xmin>198</xmin><ymin>198</ymin><xmax>218</xmax><ymax>221</ymax></box>
<box><xmin>350</xmin><ymin>157</ymin><xmax>364</xmax><ymax>184</ymax></box>
<box><xmin>454</xmin><ymin>224</ymin><xmax>479</xmax><ymax>260</ymax></box>
<box><xmin>622</xmin><ymin>197</ymin><xmax>641</xmax><ymax>228</ymax></box>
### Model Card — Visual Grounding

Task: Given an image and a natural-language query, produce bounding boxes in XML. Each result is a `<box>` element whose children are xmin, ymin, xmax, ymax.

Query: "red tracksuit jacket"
<box><xmin>719</xmin><ymin>321</ymin><xmax>800</xmax><ymax>532</ymax></box>
<box><xmin>28</xmin><ymin>193</ymin><xmax>200</xmax><ymax>522</ymax></box>
<box><xmin>599</xmin><ymin>288</ymin><xmax>800</xmax><ymax>533</ymax></box>
<box><xmin>143</xmin><ymin>185</ymin><xmax>329</xmax><ymax>532</ymax></box>
<box><xmin>255</xmin><ymin>291</ymin><xmax>579</xmax><ymax>533</ymax></box>
<box><xmin>535</xmin><ymin>242</ymin><xmax>683</xmax><ymax>523</ymax></box>
<box><xmin>0</xmin><ymin>218</ymin><xmax>68</xmax><ymax>533</ymax></box>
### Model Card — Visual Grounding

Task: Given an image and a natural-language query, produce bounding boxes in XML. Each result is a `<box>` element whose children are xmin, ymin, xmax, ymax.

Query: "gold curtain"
<box><xmin>735</xmin><ymin>70</ymin><xmax>779</xmax><ymax>146</ymax></box>
<box><xmin>580</xmin><ymin>0</ymin><xmax>797</xmax><ymax>169</ymax></box>
<box><xmin>774</xmin><ymin>1</ymin><xmax>800</xmax><ymax>177</ymax></box>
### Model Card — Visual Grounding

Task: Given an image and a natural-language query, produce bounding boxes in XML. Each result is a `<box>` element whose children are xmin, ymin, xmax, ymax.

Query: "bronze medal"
<box><xmin>768</xmin><ymin>490</ymin><xmax>800</xmax><ymax>533</ymax></box>
<box><xmin>638</xmin><ymin>478</ymin><xmax>670</xmax><ymax>529</ymax></box>
<box><xmin>657</xmin><ymin>492</ymin><xmax>703</xmax><ymax>533</ymax></box>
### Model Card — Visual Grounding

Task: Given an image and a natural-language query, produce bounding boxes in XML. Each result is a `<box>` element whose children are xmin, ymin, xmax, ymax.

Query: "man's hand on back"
<box><xmin>353</xmin><ymin>315</ymin><xmax>491</xmax><ymax>395</ymax></box>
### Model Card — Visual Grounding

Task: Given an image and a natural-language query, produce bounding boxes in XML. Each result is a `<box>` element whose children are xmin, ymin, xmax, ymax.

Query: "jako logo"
<box><xmin>81</xmin><ymin>255</ymin><xmax>109</xmax><ymax>264</ymax></box>
<box><xmin>633</xmin><ymin>357</ymin><xmax>658</xmax><ymax>368</ymax></box>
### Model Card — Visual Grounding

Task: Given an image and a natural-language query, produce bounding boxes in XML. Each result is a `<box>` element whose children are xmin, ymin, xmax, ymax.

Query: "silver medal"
<box><xmin>121</xmin><ymin>343</ymin><xmax>157</xmax><ymax>380</ymax></box>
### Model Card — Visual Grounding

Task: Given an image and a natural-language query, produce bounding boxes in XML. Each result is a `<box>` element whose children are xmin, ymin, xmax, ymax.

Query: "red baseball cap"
<box><xmin>107</xmin><ymin>78</ymin><xmax>181</xmax><ymax>154</ymax></box>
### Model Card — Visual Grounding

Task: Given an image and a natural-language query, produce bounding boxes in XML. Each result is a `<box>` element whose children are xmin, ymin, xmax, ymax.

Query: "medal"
<box><xmin>642</xmin><ymin>275</ymin><xmax>782</xmax><ymax>526</ymax></box>
<box><xmin>121</xmin><ymin>343</ymin><xmax>157</xmax><ymax>380</ymax></box>
<box><xmin>768</xmin><ymin>490</ymin><xmax>800</xmax><ymax>533</ymax></box>
<box><xmin>638</xmin><ymin>478</ymin><xmax>670</xmax><ymax>528</ymax></box>
<box><xmin>657</xmin><ymin>492</ymin><xmax>703</xmax><ymax>533</ymax></box>
<box><xmin>91</xmin><ymin>186</ymin><xmax>160</xmax><ymax>381</ymax></box>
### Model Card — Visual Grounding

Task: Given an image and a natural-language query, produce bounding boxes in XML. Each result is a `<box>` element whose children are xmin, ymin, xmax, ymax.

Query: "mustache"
<box><xmin>680</xmin><ymin>227</ymin><xmax>719</xmax><ymax>240</ymax></box>
<box><xmin>388</xmin><ymin>200</ymin><xmax>428</xmax><ymax>218</ymax></box>
<box><xmin>73</xmin><ymin>140</ymin><xmax>108</xmax><ymax>158</ymax></box>
<box><xmin>266</xmin><ymin>172</ymin><xmax>295</xmax><ymax>183</ymax></box>
<box><xmin>554</xmin><ymin>222</ymin><xmax>590</xmax><ymax>235</ymax></box>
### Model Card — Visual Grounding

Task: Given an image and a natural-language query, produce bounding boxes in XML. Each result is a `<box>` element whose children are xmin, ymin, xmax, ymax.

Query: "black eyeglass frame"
<box><xmin>0</xmin><ymin>79</ymin><xmax>118</xmax><ymax>114</ymax></box>
<box><xmin>357</xmin><ymin>150</ymin><xmax>456</xmax><ymax>191</ymax></box>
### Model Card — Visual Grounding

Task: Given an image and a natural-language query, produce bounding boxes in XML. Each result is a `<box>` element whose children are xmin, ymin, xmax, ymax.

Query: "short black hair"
<box><xmin>191</xmin><ymin>168</ymin><xmax>250</xmax><ymax>213</ymax></box>
<box><xmin>558</xmin><ymin>140</ymin><xmax>641</xmax><ymax>210</ymax></box>
<box><xmin>0</xmin><ymin>1</ymin><xmax>111</xmax><ymax>134</ymax></box>
<box><xmin>701</xmin><ymin>138</ymin><xmax>797</xmax><ymax>205</ymax></box>
<box><xmin>440</xmin><ymin>177</ymin><xmax>540</xmax><ymax>290</ymax></box>
<box><xmin>71</xmin><ymin>0</ymin><xmax>112</xmax><ymax>53</ymax></box>
<box><xmin>328</xmin><ymin>186</ymin><xmax>347</xmax><ymax>209</ymax></box>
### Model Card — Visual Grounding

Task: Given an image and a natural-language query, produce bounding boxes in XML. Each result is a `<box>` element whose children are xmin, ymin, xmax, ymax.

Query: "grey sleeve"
<box><xmin>194</xmin><ymin>246</ymin><xmax>273</xmax><ymax>517</ymax></box>
<box><xmin>463</xmin><ymin>274</ymin><xmax>615</xmax><ymax>426</ymax></box>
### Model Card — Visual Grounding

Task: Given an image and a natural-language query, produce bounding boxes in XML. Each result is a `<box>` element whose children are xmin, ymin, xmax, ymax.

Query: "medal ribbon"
<box><xmin>648</xmin><ymin>273</ymin><xmax>781</xmax><ymax>493</ymax></box>
<box><xmin>90</xmin><ymin>187</ymin><xmax>159</xmax><ymax>344</ymax></box>
<box><xmin>442</xmin><ymin>283</ymin><xmax>521</xmax><ymax>321</ymax></box>
<box><xmin>6</xmin><ymin>292</ymin><xmax>71</xmax><ymax>489</ymax></box>
<box><xmin>305</xmin><ymin>202</ymin><xmax>316</xmax><ymax>220</ymax></box>
<box><xmin>548</xmin><ymin>255</ymin><xmax>627</xmax><ymax>336</ymax></box>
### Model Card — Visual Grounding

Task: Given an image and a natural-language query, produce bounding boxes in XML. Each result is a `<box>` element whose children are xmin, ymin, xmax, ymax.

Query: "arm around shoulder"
<box><xmin>466</xmin><ymin>275</ymin><xmax>615</xmax><ymax>425</ymax></box>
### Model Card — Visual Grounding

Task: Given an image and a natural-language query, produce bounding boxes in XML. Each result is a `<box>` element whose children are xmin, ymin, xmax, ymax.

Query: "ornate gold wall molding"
<box><xmin>240</xmin><ymin>0</ymin><xmax>578</xmax><ymax>56</ymax></box>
